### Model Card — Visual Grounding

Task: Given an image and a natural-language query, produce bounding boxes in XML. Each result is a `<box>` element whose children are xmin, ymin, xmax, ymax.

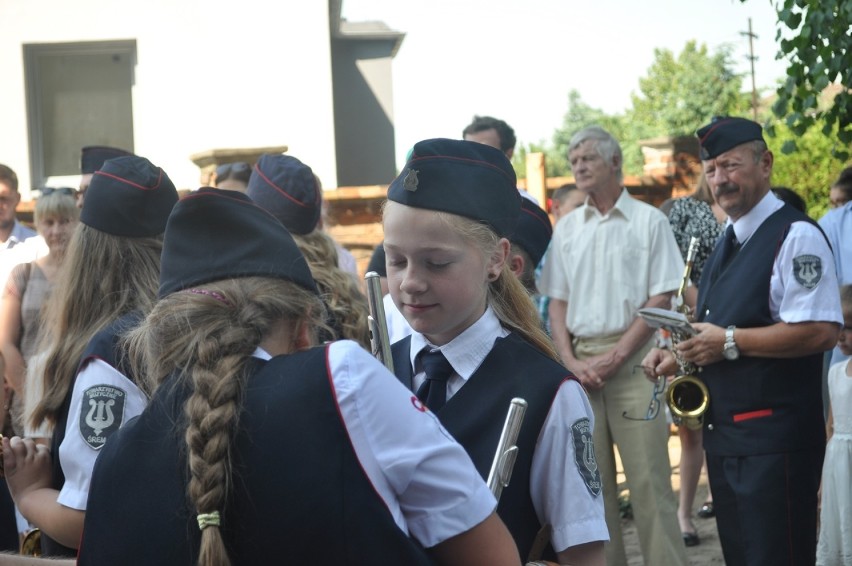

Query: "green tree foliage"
<box><xmin>744</xmin><ymin>0</ymin><xmax>851</xmax><ymax>160</ymax></box>
<box><xmin>547</xmin><ymin>90</ymin><xmax>634</xmax><ymax>177</ymax></box>
<box><xmin>630</xmin><ymin>41</ymin><xmax>749</xmax><ymax>136</ymax></box>
<box><xmin>545</xmin><ymin>43</ymin><xmax>746</xmax><ymax>178</ymax></box>
<box><xmin>765</xmin><ymin>119</ymin><xmax>848</xmax><ymax>219</ymax></box>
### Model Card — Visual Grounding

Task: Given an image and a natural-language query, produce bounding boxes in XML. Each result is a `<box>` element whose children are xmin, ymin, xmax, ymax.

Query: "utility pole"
<box><xmin>740</xmin><ymin>18</ymin><xmax>759</xmax><ymax>121</ymax></box>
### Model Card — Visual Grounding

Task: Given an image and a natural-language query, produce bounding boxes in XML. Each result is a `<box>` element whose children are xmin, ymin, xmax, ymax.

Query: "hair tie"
<box><xmin>185</xmin><ymin>288</ymin><xmax>232</xmax><ymax>306</ymax></box>
<box><xmin>197</xmin><ymin>511</ymin><xmax>221</xmax><ymax>530</ymax></box>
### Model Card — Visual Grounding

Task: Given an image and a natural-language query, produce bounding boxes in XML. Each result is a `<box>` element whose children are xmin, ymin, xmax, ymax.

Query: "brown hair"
<box><xmin>840</xmin><ymin>284</ymin><xmax>852</xmax><ymax>316</ymax></box>
<box><xmin>833</xmin><ymin>166</ymin><xmax>852</xmax><ymax>202</ymax></box>
<box><xmin>692</xmin><ymin>171</ymin><xmax>714</xmax><ymax>205</ymax></box>
<box><xmin>0</xmin><ymin>164</ymin><xmax>18</xmax><ymax>192</ymax></box>
<box><xmin>125</xmin><ymin>277</ymin><xmax>327</xmax><ymax>566</ymax></box>
<box><xmin>30</xmin><ymin>224</ymin><xmax>162</xmax><ymax>428</ymax></box>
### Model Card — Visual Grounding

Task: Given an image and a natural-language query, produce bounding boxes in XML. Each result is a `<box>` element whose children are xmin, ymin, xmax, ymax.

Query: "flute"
<box><xmin>487</xmin><ymin>398</ymin><xmax>528</xmax><ymax>501</ymax></box>
<box><xmin>365</xmin><ymin>271</ymin><xmax>394</xmax><ymax>373</ymax></box>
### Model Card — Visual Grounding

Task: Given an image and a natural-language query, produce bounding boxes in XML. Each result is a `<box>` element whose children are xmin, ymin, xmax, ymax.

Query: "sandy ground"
<box><xmin>620</xmin><ymin>431</ymin><xmax>725</xmax><ymax>565</ymax></box>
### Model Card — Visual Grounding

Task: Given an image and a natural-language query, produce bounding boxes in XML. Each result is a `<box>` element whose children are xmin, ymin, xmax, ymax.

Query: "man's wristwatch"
<box><xmin>723</xmin><ymin>325</ymin><xmax>740</xmax><ymax>360</ymax></box>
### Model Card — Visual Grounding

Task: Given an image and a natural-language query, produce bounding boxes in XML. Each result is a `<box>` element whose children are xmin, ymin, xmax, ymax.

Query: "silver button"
<box><xmin>707</xmin><ymin>424</ymin><xmax>714</xmax><ymax>431</ymax></box>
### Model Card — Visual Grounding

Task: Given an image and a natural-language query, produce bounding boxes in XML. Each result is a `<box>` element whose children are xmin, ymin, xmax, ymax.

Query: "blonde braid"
<box><xmin>294</xmin><ymin>230</ymin><xmax>370</xmax><ymax>348</ymax></box>
<box><xmin>124</xmin><ymin>278</ymin><xmax>327</xmax><ymax>566</ymax></box>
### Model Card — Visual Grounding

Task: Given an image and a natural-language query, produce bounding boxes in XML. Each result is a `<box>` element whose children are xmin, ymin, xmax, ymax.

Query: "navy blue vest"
<box><xmin>392</xmin><ymin>333</ymin><xmax>568</xmax><ymax>560</ymax></box>
<box><xmin>43</xmin><ymin>312</ymin><xmax>141</xmax><ymax>557</ymax></box>
<box><xmin>79</xmin><ymin>345</ymin><xmax>433</xmax><ymax>565</ymax></box>
<box><xmin>696</xmin><ymin>205</ymin><xmax>826</xmax><ymax>456</ymax></box>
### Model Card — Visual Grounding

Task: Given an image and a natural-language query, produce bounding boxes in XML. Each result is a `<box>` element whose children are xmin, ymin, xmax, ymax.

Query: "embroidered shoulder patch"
<box><xmin>571</xmin><ymin>418</ymin><xmax>601</xmax><ymax>496</ymax></box>
<box><xmin>793</xmin><ymin>254</ymin><xmax>822</xmax><ymax>289</ymax></box>
<box><xmin>79</xmin><ymin>385</ymin><xmax>126</xmax><ymax>450</ymax></box>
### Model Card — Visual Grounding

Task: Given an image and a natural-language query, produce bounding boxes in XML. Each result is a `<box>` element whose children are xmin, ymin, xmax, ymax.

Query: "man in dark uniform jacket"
<box><xmin>646</xmin><ymin>116</ymin><xmax>842</xmax><ymax>566</ymax></box>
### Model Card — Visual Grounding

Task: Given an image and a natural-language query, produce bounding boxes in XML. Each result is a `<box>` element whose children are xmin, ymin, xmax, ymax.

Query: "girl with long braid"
<box><xmin>76</xmin><ymin>188</ymin><xmax>519</xmax><ymax>566</ymax></box>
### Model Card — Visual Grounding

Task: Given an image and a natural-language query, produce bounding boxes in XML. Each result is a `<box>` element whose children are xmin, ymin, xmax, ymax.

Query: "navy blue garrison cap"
<box><xmin>80</xmin><ymin>155</ymin><xmax>178</xmax><ymax>237</ymax></box>
<box><xmin>80</xmin><ymin>145</ymin><xmax>134</xmax><ymax>174</ymax></box>
<box><xmin>158</xmin><ymin>188</ymin><xmax>318</xmax><ymax>298</ymax></box>
<box><xmin>246</xmin><ymin>154</ymin><xmax>322</xmax><ymax>235</ymax></box>
<box><xmin>387</xmin><ymin>138</ymin><xmax>521</xmax><ymax>237</ymax></box>
<box><xmin>511</xmin><ymin>198</ymin><xmax>552</xmax><ymax>267</ymax></box>
<box><xmin>697</xmin><ymin>116</ymin><xmax>765</xmax><ymax>160</ymax></box>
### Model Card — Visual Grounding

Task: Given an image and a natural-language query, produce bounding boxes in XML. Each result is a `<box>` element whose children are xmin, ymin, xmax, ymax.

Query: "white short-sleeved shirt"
<box><xmin>538</xmin><ymin>189</ymin><xmax>684</xmax><ymax>338</ymax></box>
<box><xmin>728</xmin><ymin>192</ymin><xmax>842</xmax><ymax>325</ymax></box>
<box><xmin>58</xmin><ymin>359</ymin><xmax>148</xmax><ymax>510</ymax></box>
<box><xmin>60</xmin><ymin>341</ymin><xmax>495</xmax><ymax>548</ymax></box>
<box><xmin>408</xmin><ymin>308</ymin><xmax>609</xmax><ymax>551</ymax></box>
<box><xmin>818</xmin><ymin>201</ymin><xmax>852</xmax><ymax>285</ymax></box>
<box><xmin>324</xmin><ymin>339</ymin><xmax>496</xmax><ymax>547</ymax></box>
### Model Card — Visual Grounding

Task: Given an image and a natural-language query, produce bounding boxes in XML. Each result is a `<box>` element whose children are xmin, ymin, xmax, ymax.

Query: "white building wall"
<box><xmin>0</xmin><ymin>0</ymin><xmax>339</xmax><ymax>197</ymax></box>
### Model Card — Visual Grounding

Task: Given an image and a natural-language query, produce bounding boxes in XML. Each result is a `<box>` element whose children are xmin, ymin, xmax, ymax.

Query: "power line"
<box><xmin>740</xmin><ymin>18</ymin><xmax>759</xmax><ymax>121</ymax></box>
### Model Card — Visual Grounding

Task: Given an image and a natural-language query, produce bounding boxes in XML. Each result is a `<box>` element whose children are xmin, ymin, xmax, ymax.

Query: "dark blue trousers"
<box><xmin>707</xmin><ymin>448</ymin><xmax>823</xmax><ymax>566</ymax></box>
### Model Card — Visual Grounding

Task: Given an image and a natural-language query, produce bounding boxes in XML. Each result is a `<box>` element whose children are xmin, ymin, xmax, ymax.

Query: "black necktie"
<box><xmin>719</xmin><ymin>224</ymin><xmax>741</xmax><ymax>270</ymax></box>
<box><xmin>416</xmin><ymin>350</ymin><xmax>454</xmax><ymax>412</ymax></box>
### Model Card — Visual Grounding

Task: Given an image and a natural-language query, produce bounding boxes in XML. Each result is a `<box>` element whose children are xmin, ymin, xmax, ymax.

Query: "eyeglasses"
<box><xmin>215</xmin><ymin>162</ymin><xmax>251</xmax><ymax>180</ymax></box>
<box><xmin>623</xmin><ymin>365</ymin><xmax>666</xmax><ymax>421</ymax></box>
<box><xmin>40</xmin><ymin>187</ymin><xmax>77</xmax><ymax>198</ymax></box>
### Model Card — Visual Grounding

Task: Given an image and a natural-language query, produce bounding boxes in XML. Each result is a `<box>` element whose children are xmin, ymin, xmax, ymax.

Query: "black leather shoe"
<box><xmin>682</xmin><ymin>531</ymin><xmax>700</xmax><ymax>547</ymax></box>
<box><xmin>697</xmin><ymin>501</ymin><xmax>715</xmax><ymax>518</ymax></box>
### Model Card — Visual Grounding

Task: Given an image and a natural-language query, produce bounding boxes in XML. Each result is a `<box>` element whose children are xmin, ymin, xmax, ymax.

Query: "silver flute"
<box><xmin>487</xmin><ymin>398</ymin><xmax>528</xmax><ymax>501</ymax></box>
<box><xmin>365</xmin><ymin>271</ymin><xmax>394</xmax><ymax>373</ymax></box>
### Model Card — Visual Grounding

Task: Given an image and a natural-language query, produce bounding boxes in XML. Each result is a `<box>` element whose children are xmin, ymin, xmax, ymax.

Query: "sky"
<box><xmin>341</xmin><ymin>0</ymin><xmax>792</xmax><ymax>169</ymax></box>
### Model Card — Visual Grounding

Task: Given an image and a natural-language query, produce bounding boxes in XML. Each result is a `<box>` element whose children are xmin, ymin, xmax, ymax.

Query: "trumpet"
<box><xmin>365</xmin><ymin>271</ymin><xmax>394</xmax><ymax>373</ymax></box>
<box><xmin>487</xmin><ymin>398</ymin><xmax>527</xmax><ymax>501</ymax></box>
<box><xmin>667</xmin><ymin>236</ymin><xmax>710</xmax><ymax>430</ymax></box>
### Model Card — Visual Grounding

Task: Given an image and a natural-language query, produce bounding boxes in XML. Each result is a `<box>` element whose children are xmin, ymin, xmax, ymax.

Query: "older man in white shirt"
<box><xmin>538</xmin><ymin>126</ymin><xmax>687</xmax><ymax>566</ymax></box>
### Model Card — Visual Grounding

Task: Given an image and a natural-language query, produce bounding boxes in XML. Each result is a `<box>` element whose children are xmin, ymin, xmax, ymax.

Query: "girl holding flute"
<box><xmin>383</xmin><ymin>138</ymin><xmax>607</xmax><ymax>565</ymax></box>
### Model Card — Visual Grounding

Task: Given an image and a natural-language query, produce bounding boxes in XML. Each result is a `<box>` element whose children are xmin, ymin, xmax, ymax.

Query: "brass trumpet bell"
<box><xmin>20</xmin><ymin>528</ymin><xmax>42</xmax><ymax>556</ymax></box>
<box><xmin>666</xmin><ymin>374</ymin><xmax>709</xmax><ymax>430</ymax></box>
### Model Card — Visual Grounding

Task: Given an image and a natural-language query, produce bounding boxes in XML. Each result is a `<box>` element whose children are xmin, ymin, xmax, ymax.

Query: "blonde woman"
<box><xmin>0</xmin><ymin>190</ymin><xmax>78</xmax><ymax>436</ymax></box>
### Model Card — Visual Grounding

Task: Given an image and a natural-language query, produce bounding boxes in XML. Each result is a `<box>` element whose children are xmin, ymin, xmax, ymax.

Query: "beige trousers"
<box><xmin>575</xmin><ymin>335</ymin><xmax>688</xmax><ymax>566</ymax></box>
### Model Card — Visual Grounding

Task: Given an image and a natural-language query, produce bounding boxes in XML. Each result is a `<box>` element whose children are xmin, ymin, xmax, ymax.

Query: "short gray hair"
<box><xmin>568</xmin><ymin>126</ymin><xmax>624</xmax><ymax>183</ymax></box>
<box><xmin>748</xmin><ymin>140</ymin><xmax>768</xmax><ymax>163</ymax></box>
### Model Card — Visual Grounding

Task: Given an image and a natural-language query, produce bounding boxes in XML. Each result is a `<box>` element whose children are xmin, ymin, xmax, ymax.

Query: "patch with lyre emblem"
<box><xmin>793</xmin><ymin>254</ymin><xmax>822</xmax><ymax>289</ymax></box>
<box><xmin>571</xmin><ymin>418</ymin><xmax>601</xmax><ymax>496</ymax></box>
<box><xmin>79</xmin><ymin>385</ymin><xmax>126</xmax><ymax>450</ymax></box>
<box><xmin>403</xmin><ymin>168</ymin><xmax>419</xmax><ymax>191</ymax></box>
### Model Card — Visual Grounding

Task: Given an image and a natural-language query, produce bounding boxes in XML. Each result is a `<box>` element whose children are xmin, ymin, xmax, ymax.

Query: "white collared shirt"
<box><xmin>538</xmin><ymin>189</ymin><xmax>684</xmax><ymax>337</ymax></box>
<box><xmin>60</xmin><ymin>342</ymin><xmax>496</xmax><ymax>549</ymax></box>
<box><xmin>727</xmin><ymin>191</ymin><xmax>842</xmax><ymax>325</ymax></box>
<box><xmin>407</xmin><ymin>308</ymin><xmax>609</xmax><ymax>551</ymax></box>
